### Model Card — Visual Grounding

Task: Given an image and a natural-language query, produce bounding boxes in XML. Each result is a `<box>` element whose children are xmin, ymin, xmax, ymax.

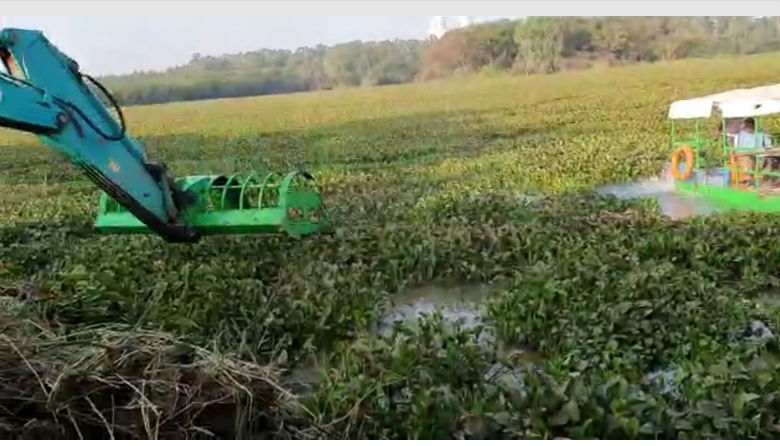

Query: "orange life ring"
<box><xmin>671</xmin><ymin>146</ymin><xmax>694</xmax><ymax>181</ymax></box>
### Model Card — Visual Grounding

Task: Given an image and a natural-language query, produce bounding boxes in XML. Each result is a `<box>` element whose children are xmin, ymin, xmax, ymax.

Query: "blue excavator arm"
<box><xmin>0</xmin><ymin>27</ymin><xmax>200</xmax><ymax>242</ymax></box>
<box><xmin>0</xmin><ymin>27</ymin><xmax>332</xmax><ymax>242</ymax></box>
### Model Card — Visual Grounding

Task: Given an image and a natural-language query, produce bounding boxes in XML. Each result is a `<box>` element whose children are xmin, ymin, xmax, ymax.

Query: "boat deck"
<box><xmin>734</xmin><ymin>183</ymin><xmax>780</xmax><ymax>194</ymax></box>
<box><xmin>676</xmin><ymin>166</ymin><xmax>780</xmax><ymax>213</ymax></box>
<box><xmin>686</xmin><ymin>167</ymin><xmax>780</xmax><ymax>192</ymax></box>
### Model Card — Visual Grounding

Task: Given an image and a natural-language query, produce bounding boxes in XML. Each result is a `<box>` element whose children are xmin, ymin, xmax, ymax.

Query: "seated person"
<box><xmin>735</xmin><ymin>118</ymin><xmax>778</xmax><ymax>184</ymax></box>
<box><xmin>735</xmin><ymin>117</ymin><xmax>773</xmax><ymax>151</ymax></box>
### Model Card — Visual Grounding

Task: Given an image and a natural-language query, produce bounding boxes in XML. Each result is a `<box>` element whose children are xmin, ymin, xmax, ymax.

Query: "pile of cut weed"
<box><xmin>0</xmin><ymin>318</ymin><xmax>289</xmax><ymax>439</ymax></box>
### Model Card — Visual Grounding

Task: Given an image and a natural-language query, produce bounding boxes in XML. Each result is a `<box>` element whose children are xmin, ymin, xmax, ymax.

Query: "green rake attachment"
<box><xmin>94</xmin><ymin>170</ymin><xmax>329</xmax><ymax>238</ymax></box>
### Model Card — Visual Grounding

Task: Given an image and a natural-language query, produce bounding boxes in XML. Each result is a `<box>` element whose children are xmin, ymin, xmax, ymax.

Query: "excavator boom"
<box><xmin>0</xmin><ymin>28</ymin><xmax>329</xmax><ymax>242</ymax></box>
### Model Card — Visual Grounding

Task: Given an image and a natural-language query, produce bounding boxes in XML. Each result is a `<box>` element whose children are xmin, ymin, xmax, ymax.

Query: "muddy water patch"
<box><xmin>755</xmin><ymin>288</ymin><xmax>780</xmax><ymax>313</ymax></box>
<box><xmin>382</xmin><ymin>282</ymin><xmax>543</xmax><ymax>363</ymax></box>
<box><xmin>381</xmin><ymin>283</ymin><xmax>494</xmax><ymax>334</ymax></box>
<box><xmin>284</xmin><ymin>282</ymin><xmax>535</xmax><ymax>396</ymax></box>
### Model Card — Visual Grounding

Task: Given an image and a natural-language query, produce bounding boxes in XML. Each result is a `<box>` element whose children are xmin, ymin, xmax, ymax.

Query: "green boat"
<box><xmin>669</xmin><ymin>83</ymin><xmax>780</xmax><ymax>213</ymax></box>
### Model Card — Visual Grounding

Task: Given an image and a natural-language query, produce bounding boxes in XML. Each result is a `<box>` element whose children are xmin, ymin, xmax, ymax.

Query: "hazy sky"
<box><xmin>2</xmin><ymin>16</ymin><xmax>511</xmax><ymax>76</ymax></box>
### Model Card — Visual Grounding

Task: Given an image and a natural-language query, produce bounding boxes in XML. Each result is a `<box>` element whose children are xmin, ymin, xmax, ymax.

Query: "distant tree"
<box><xmin>99</xmin><ymin>17</ymin><xmax>780</xmax><ymax>106</ymax></box>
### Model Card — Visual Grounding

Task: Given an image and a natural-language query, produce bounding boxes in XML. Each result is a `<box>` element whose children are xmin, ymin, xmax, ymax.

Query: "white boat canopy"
<box><xmin>668</xmin><ymin>83</ymin><xmax>780</xmax><ymax>120</ymax></box>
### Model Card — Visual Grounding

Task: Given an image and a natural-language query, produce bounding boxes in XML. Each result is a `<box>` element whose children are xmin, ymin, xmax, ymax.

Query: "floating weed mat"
<box><xmin>295</xmin><ymin>314</ymin><xmax>780</xmax><ymax>440</ymax></box>
<box><xmin>5</xmin><ymin>190</ymin><xmax>780</xmax><ymax>439</ymax></box>
<box><xmin>0</xmin><ymin>319</ymin><xmax>289</xmax><ymax>440</ymax></box>
<box><xmin>485</xmin><ymin>259</ymin><xmax>760</xmax><ymax>376</ymax></box>
<box><xmin>297</xmin><ymin>314</ymin><xmax>509</xmax><ymax>440</ymax></box>
<box><xmin>9</xmin><ymin>54</ymin><xmax>780</xmax><ymax>439</ymax></box>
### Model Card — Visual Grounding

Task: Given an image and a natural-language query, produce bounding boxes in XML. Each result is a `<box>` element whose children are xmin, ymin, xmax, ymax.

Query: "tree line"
<box><xmin>102</xmin><ymin>17</ymin><xmax>780</xmax><ymax>106</ymax></box>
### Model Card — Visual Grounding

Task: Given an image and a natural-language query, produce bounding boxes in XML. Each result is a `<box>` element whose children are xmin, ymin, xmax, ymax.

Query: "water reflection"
<box><xmin>383</xmin><ymin>283</ymin><xmax>544</xmax><ymax>369</ymax></box>
<box><xmin>381</xmin><ymin>283</ymin><xmax>489</xmax><ymax>333</ymax></box>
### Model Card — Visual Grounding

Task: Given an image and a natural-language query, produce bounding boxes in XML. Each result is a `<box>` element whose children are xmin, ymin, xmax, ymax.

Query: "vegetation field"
<box><xmin>5</xmin><ymin>52</ymin><xmax>780</xmax><ymax>439</ymax></box>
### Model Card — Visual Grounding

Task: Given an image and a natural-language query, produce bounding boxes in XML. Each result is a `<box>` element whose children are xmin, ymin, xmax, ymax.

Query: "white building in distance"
<box><xmin>428</xmin><ymin>16</ymin><xmax>474</xmax><ymax>40</ymax></box>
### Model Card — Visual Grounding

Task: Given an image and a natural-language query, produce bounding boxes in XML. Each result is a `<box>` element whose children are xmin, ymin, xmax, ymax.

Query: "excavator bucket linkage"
<box><xmin>94</xmin><ymin>170</ymin><xmax>329</xmax><ymax>238</ymax></box>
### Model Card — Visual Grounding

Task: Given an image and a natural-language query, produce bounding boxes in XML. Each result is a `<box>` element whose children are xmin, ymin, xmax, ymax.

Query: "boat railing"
<box><xmin>726</xmin><ymin>148</ymin><xmax>780</xmax><ymax>187</ymax></box>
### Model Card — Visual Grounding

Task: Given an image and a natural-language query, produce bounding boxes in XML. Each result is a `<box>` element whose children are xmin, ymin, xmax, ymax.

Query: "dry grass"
<box><xmin>0</xmin><ymin>317</ymin><xmax>291</xmax><ymax>439</ymax></box>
